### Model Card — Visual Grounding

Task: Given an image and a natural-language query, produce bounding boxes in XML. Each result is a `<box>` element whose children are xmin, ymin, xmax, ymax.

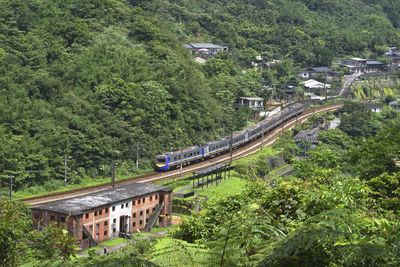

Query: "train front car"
<box><xmin>155</xmin><ymin>154</ymin><xmax>169</xmax><ymax>171</ymax></box>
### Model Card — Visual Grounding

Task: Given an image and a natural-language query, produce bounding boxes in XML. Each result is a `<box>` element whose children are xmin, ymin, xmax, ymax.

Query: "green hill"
<box><xmin>1</xmin><ymin>0</ymin><xmax>399</xmax><ymax>191</ymax></box>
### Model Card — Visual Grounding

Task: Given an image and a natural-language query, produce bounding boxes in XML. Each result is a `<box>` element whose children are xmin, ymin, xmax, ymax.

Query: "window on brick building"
<box><xmin>155</xmin><ymin>195</ymin><xmax>158</xmax><ymax>200</ymax></box>
<box><xmin>34</xmin><ymin>213</ymin><xmax>39</xmax><ymax>219</ymax></box>
<box><xmin>61</xmin><ymin>217</ymin><xmax>65</xmax><ymax>223</ymax></box>
<box><xmin>112</xmin><ymin>206</ymin><xmax>115</xmax><ymax>211</ymax></box>
<box><xmin>113</xmin><ymin>218</ymin><xmax>116</xmax><ymax>223</ymax></box>
<box><xmin>121</xmin><ymin>204</ymin><xmax>124</xmax><ymax>209</ymax></box>
<box><xmin>146</xmin><ymin>209</ymin><xmax>149</xmax><ymax>214</ymax></box>
<box><xmin>85</xmin><ymin>213</ymin><xmax>89</xmax><ymax>219</ymax></box>
<box><xmin>138</xmin><ymin>199</ymin><xmax>141</xmax><ymax>204</ymax></box>
<box><xmin>96</xmin><ymin>224</ymin><xmax>99</xmax><ymax>230</ymax></box>
<box><xmin>150</xmin><ymin>196</ymin><xmax>152</xmax><ymax>201</ymax></box>
<box><xmin>133</xmin><ymin>213</ymin><xmax>136</xmax><ymax>218</ymax></box>
<box><xmin>113</xmin><ymin>228</ymin><xmax>116</xmax><ymax>233</ymax></box>
<box><xmin>132</xmin><ymin>200</ymin><xmax>135</xmax><ymax>206</ymax></box>
<box><xmin>105</xmin><ymin>208</ymin><xmax>108</xmax><ymax>213</ymax></box>
<box><xmin>96</xmin><ymin>233</ymin><xmax>99</xmax><ymax>239</ymax></box>
<box><xmin>94</xmin><ymin>211</ymin><xmax>97</xmax><ymax>216</ymax></box>
<box><xmin>146</xmin><ymin>218</ymin><xmax>149</xmax><ymax>223</ymax></box>
<box><xmin>143</xmin><ymin>198</ymin><xmax>146</xmax><ymax>203</ymax></box>
<box><xmin>104</xmin><ymin>221</ymin><xmax>108</xmax><ymax>226</ymax></box>
<box><xmin>89</xmin><ymin>226</ymin><xmax>93</xmax><ymax>231</ymax></box>
<box><xmin>140</xmin><ymin>211</ymin><xmax>143</xmax><ymax>216</ymax></box>
<box><xmin>133</xmin><ymin>222</ymin><xmax>136</xmax><ymax>227</ymax></box>
<box><xmin>50</xmin><ymin>215</ymin><xmax>55</xmax><ymax>221</ymax></box>
<box><xmin>104</xmin><ymin>231</ymin><xmax>107</xmax><ymax>236</ymax></box>
<box><xmin>139</xmin><ymin>220</ymin><xmax>143</xmax><ymax>225</ymax></box>
<box><xmin>99</xmin><ymin>210</ymin><xmax>102</xmax><ymax>215</ymax></box>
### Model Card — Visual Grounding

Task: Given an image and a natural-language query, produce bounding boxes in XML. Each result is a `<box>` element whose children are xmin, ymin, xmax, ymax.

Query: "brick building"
<box><xmin>31</xmin><ymin>183</ymin><xmax>172</xmax><ymax>250</ymax></box>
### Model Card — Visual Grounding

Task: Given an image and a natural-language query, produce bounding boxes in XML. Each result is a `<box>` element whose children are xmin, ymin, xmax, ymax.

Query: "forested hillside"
<box><xmin>1</xmin><ymin>0</ymin><xmax>400</xmax><ymax>191</ymax></box>
<box><xmin>140</xmin><ymin>0</ymin><xmax>400</xmax><ymax>66</ymax></box>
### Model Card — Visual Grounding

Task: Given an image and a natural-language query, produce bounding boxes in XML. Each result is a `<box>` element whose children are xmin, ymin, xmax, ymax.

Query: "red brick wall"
<box><xmin>131</xmin><ymin>192</ymin><xmax>160</xmax><ymax>231</ymax></box>
<box><xmin>82</xmin><ymin>206</ymin><xmax>110</xmax><ymax>242</ymax></box>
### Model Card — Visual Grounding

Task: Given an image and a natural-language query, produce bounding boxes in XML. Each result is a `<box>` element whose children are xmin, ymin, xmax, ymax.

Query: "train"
<box><xmin>155</xmin><ymin>102</ymin><xmax>305</xmax><ymax>171</ymax></box>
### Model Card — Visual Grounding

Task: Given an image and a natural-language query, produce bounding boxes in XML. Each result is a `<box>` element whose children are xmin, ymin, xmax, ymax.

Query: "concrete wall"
<box><xmin>109</xmin><ymin>200</ymin><xmax>132</xmax><ymax>238</ymax></box>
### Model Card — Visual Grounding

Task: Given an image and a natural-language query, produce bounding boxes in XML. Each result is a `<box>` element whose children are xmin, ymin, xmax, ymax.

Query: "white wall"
<box><xmin>109</xmin><ymin>200</ymin><xmax>132</xmax><ymax>238</ymax></box>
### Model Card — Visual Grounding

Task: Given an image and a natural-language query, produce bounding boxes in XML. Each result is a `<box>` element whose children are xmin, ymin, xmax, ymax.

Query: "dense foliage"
<box><xmin>1</xmin><ymin>0</ymin><xmax>400</xmax><ymax>192</ymax></box>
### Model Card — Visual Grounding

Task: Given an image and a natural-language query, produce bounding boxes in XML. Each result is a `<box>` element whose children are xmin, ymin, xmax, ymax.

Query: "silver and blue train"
<box><xmin>155</xmin><ymin>102</ymin><xmax>305</xmax><ymax>171</ymax></box>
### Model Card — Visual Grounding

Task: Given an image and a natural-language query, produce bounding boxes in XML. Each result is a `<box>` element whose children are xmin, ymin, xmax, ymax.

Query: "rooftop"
<box><xmin>350</xmin><ymin>57</ymin><xmax>367</xmax><ymax>61</ymax></box>
<box><xmin>239</xmin><ymin>97</ymin><xmax>264</xmax><ymax>101</ymax></box>
<box><xmin>31</xmin><ymin>183</ymin><xmax>172</xmax><ymax>216</ymax></box>
<box><xmin>366</xmin><ymin>60</ymin><xmax>383</xmax><ymax>65</ymax></box>
<box><xmin>307</xmin><ymin>67</ymin><xmax>332</xmax><ymax>73</ymax></box>
<box><xmin>184</xmin><ymin>43</ymin><xmax>227</xmax><ymax>49</ymax></box>
<box><xmin>293</xmin><ymin>128</ymin><xmax>320</xmax><ymax>144</ymax></box>
<box><xmin>194</xmin><ymin>163</ymin><xmax>230</xmax><ymax>175</ymax></box>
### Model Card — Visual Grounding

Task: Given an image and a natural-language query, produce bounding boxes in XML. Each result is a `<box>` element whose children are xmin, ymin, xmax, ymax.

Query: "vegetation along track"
<box><xmin>24</xmin><ymin>103</ymin><xmax>342</xmax><ymax>207</ymax></box>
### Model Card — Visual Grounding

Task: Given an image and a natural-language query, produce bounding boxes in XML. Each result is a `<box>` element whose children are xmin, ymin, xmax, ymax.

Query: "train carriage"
<box><xmin>156</xmin><ymin>102</ymin><xmax>305</xmax><ymax>171</ymax></box>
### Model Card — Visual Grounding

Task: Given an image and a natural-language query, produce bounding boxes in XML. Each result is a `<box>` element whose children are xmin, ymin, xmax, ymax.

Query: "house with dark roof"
<box><xmin>296</xmin><ymin>67</ymin><xmax>337</xmax><ymax>80</ymax></box>
<box><xmin>366</xmin><ymin>60</ymin><xmax>384</xmax><ymax>72</ymax></box>
<box><xmin>341</xmin><ymin>58</ymin><xmax>367</xmax><ymax>73</ymax></box>
<box><xmin>31</xmin><ymin>183</ymin><xmax>173</xmax><ymax>250</ymax></box>
<box><xmin>183</xmin><ymin>43</ymin><xmax>228</xmax><ymax>55</ymax></box>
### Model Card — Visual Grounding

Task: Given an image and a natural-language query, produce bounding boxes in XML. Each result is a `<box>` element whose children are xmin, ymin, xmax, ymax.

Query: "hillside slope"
<box><xmin>1</xmin><ymin>0</ymin><xmax>399</xmax><ymax>191</ymax></box>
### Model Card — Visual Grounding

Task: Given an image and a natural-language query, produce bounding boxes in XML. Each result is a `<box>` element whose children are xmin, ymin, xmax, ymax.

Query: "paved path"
<box><xmin>340</xmin><ymin>73</ymin><xmax>361</xmax><ymax>97</ymax></box>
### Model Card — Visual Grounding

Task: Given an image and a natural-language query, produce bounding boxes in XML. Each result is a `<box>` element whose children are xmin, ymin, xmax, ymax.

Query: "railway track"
<box><xmin>23</xmin><ymin>103</ymin><xmax>342</xmax><ymax>207</ymax></box>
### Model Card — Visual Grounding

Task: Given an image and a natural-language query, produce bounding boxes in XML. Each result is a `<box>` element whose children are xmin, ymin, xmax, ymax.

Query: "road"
<box><xmin>339</xmin><ymin>73</ymin><xmax>361</xmax><ymax>97</ymax></box>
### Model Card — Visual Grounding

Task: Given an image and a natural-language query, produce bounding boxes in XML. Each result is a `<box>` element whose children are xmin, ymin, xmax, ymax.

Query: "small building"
<box><xmin>281</xmin><ymin>85</ymin><xmax>297</xmax><ymax>100</ymax></box>
<box><xmin>31</xmin><ymin>183</ymin><xmax>173</xmax><ymax>250</ymax></box>
<box><xmin>385</xmin><ymin>47</ymin><xmax>400</xmax><ymax>64</ymax></box>
<box><xmin>389</xmin><ymin>100</ymin><xmax>399</xmax><ymax>111</ymax></box>
<box><xmin>293</xmin><ymin>128</ymin><xmax>320</xmax><ymax>144</ymax></box>
<box><xmin>366</xmin><ymin>60</ymin><xmax>384</xmax><ymax>72</ymax></box>
<box><xmin>296</xmin><ymin>67</ymin><xmax>337</xmax><ymax>80</ymax></box>
<box><xmin>183</xmin><ymin>43</ymin><xmax>228</xmax><ymax>55</ymax></box>
<box><xmin>365</xmin><ymin>103</ymin><xmax>383</xmax><ymax>113</ymax></box>
<box><xmin>302</xmin><ymin>79</ymin><xmax>331</xmax><ymax>91</ymax></box>
<box><xmin>233</xmin><ymin>97</ymin><xmax>264</xmax><ymax>111</ymax></box>
<box><xmin>341</xmin><ymin>58</ymin><xmax>367</xmax><ymax>73</ymax></box>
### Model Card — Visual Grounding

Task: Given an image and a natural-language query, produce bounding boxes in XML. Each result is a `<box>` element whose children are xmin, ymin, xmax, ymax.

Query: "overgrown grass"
<box><xmin>186</xmin><ymin>176</ymin><xmax>246</xmax><ymax>200</ymax></box>
<box><xmin>98</xmin><ymin>237</ymin><xmax>128</xmax><ymax>247</ymax></box>
<box><xmin>150</xmin><ymin>224</ymin><xmax>176</xmax><ymax>233</ymax></box>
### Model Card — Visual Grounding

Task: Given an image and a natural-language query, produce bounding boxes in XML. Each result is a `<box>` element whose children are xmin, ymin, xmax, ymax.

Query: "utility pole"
<box><xmin>324</xmin><ymin>72</ymin><xmax>328</xmax><ymax>100</ymax></box>
<box><xmin>229</xmin><ymin>132</ymin><xmax>233</xmax><ymax>164</ymax></box>
<box><xmin>111</xmin><ymin>160</ymin><xmax>115</xmax><ymax>188</ymax></box>
<box><xmin>9</xmin><ymin>176</ymin><xmax>12</xmax><ymax>200</ymax></box>
<box><xmin>64</xmin><ymin>154</ymin><xmax>68</xmax><ymax>187</ymax></box>
<box><xmin>261</xmin><ymin>131</ymin><xmax>264</xmax><ymax>151</ymax></box>
<box><xmin>180</xmin><ymin>148</ymin><xmax>183</xmax><ymax>179</ymax></box>
<box><xmin>136</xmin><ymin>143</ymin><xmax>139</xmax><ymax>169</ymax></box>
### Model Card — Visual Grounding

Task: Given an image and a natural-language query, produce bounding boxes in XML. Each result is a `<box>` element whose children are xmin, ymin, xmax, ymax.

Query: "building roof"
<box><xmin>194</xmin><ymin>163</ymin><xmax>230</xmax><ymax>175</ymax></box>
<box><xmin>302</xmin><ymin>79</ymin><xmax>331</xmax><ymax>89</ymax></box>
<box><xmin>366</xmin><ymin>60</ymin><xmax>383</xmax><ymax>65</ymax></box>
<box><xmin>31</xmin><ymin>183</ymin><xmax>173</xmax><ymax>216</ymax></box>
<box><xmin>349</xmin><ymin>57</ymin><xmax>367</xmax><ymax>61</ymax></box>
<box><xmin>307</xmin><ymin>67</ymin><xmax>332</xmax><ymax>73</ymax></box>
<box><xmin>184</xmin><ymin>43</ymin><xmax>227</xmax><ymax>49</ymax></box>
<box><xmin>293</xmin><ymin>128</ymin><xmax>320</xmax><ymax>144</ymax></box>
<box><xmin>239</xmin><ymin>97</ymin><xmax>264</xmax><ymax>101</ymax></box>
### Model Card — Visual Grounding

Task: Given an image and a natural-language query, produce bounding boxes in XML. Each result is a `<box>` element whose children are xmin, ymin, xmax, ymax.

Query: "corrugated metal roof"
<box><xmin>194</xmin><ymin>163</ymin><xmax>230</xmax><ymax>175</ymax></box>
<box><xmin>185</xmin><ymin>43</ymin><xmax>227</xmax><ymax>49</ymax></box>
<box><xmin>31</xmin><ymin>183</ymin><xmax>172</xmax><ymax>215</ymax></box>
